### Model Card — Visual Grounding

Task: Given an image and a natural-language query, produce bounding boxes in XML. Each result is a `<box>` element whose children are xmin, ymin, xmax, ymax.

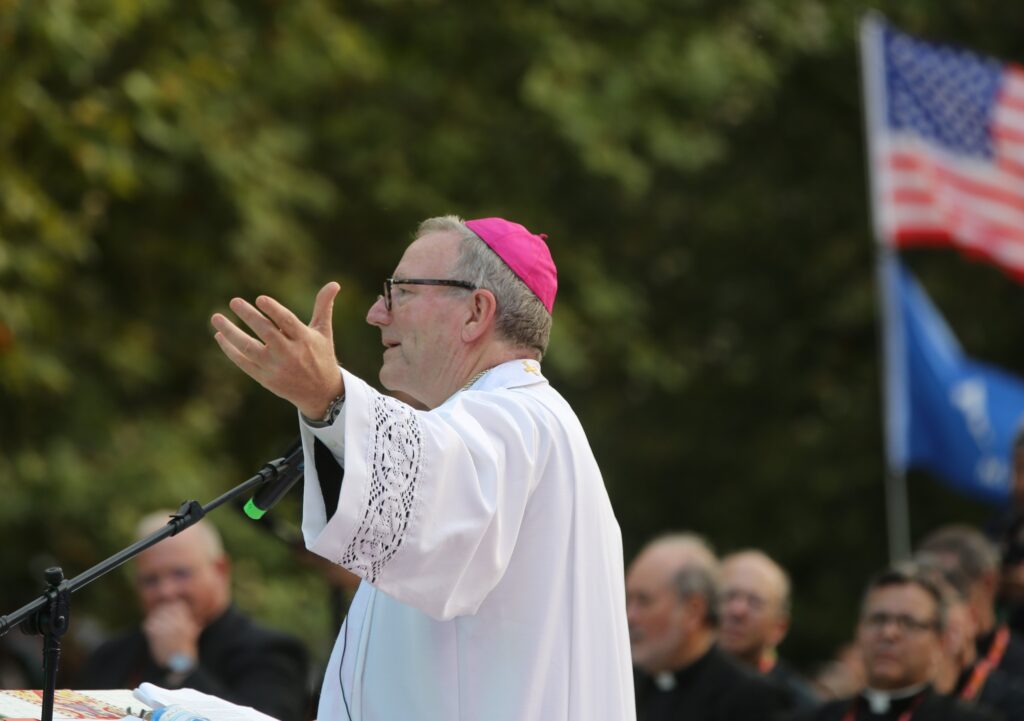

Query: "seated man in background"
<box><xmin>627</xmin><ymin>533</ymin><xmax>790</xmax><ymax>721</ymax></box>
<box><xmin>997</xmin><ymin>517</ymin><xmax>1024</xmax><ymax>637</ymax></box>
<box><xmin>791</xmin><ymin>563</ymin><xmax>996</xmax><ymax>721</ymax></box>
<box><xmin>916</xmin><ymin>556</ymin><xmax>1024</xmax><ymax>721</ymax></box>
<box><xmin>77</xmin><ymin>511</ymin><xmax>309</xmax><ymax>721</ymax></box>
<box><xmin>0</xmin><ymin>635</ymin><xmax>39</xmax><ymax>689</ymax></box>
<box><xmin>810</xmin><ymin>642</ymin><xmax>866</xmax><ymax>701</ymax></box>
<box><xmin>718</xmin><ymin>549</ymin><xmax>820</xmax><ymax>709</ymax></box>
<box><xmin>987</xmin><ymin>424</ymin><xmax>1024</xmax><ymax>635</ymax></box>
<box><xmin>919</xmin><ymin>524</ymin><xmax>1024</xmax><ymax>680</ymax></box>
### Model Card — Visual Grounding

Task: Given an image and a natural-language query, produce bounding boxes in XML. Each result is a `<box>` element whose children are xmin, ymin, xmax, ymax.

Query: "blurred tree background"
<box><xmin>3</xmin><ymin>0</ymin><xmax>1024</xmax><ymax>686</ymax></box>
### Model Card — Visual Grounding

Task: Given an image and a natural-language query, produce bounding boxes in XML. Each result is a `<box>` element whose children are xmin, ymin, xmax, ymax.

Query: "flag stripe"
<box><xmin>887</xmin><ymin>154</ymin><xmax>1024</xmax><ymax>212</ymax></box>
<box><xmin>884</xmin><ymin>153</ymin><xmax>1024</xmax><ymax>235</ymax></box>
<box><xmin>867</xmin><ymin>17</ymin><xmax>1024</xmax><ymax>281</ymax></box>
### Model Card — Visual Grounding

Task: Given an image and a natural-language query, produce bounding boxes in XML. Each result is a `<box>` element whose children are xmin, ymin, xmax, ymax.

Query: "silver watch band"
<box><xmin>302</xmin><ymin>393</ymin><xmax>346</xmax><ymax>428</ymax></box>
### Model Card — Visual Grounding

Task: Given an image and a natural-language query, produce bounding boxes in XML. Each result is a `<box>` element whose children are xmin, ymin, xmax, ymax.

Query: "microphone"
<box><xmin>244</xmin><ymin>439</ymin><xmax>304</xmax><ymax>520</ymax></box>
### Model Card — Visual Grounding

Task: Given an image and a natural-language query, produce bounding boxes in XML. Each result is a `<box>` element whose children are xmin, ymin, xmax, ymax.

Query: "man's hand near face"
<box><xmin>143</xmin><ymin>600</ymin><xmax>201</xmax><ymax>669</ymax></box>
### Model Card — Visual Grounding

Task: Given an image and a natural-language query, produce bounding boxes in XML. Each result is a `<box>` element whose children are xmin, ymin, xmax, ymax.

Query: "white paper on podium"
<box><xmin>132</xmin><ymin>684</ymin><xmax>280</xmax><ymax>721</ymax></box>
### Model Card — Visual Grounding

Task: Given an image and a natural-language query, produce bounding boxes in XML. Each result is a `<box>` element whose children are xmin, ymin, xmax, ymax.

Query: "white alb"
<box><xmin>299</xmin><ymin>359</ymin><xmax>635</xmax><ymax>721</ymax></box>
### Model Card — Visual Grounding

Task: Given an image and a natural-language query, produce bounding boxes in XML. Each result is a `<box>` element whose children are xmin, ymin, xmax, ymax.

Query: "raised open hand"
<box><xmin>211</xmin><ymin>282</ymin><xmax>345</xmax><ymax>419</ymax></box>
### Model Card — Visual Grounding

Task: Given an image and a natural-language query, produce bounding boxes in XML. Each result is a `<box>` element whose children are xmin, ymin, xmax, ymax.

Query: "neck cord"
<box><xmin>460</xmin><ymin>368</ymin><xmax>489</xmax><ymax>392</ymax></box>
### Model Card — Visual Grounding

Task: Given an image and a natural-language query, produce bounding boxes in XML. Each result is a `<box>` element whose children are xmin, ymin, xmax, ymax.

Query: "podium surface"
<box><xmin>0</xmin><ymin>689</ymin><xmax>146</xmax><ymax>720</ymax></box>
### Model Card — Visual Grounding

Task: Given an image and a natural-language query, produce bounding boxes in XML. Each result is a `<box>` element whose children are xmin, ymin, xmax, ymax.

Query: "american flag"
<box><xmin>861</xmin><ymin>15</ymin><xmax>1024</xmax><ymax>279</ymax></box>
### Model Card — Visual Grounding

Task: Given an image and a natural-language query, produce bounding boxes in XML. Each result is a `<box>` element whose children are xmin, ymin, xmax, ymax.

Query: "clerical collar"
<box><xmin>455</xmin><ymin>359</ymin><xmax>546</xmax><ymax>396</ymax></box>
<box><xmin>650</xmin><ymin>643</ymin><xmax>717</xmax><ymax>692</ymax></box>
<box><xmin>654</xmin><ymin>672</ymin><xmax>676</xmax><ymax>691</ymax></box>
<box><xmin>861</xmin><ymin>682</ymin><xmax>929</xmax><ymax>713</ymax></box>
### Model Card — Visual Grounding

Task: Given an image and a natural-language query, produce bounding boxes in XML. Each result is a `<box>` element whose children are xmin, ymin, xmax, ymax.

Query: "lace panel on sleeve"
<box><xmin>340</xmin><ymin>393</ymin><xmax>423</xmax><ymax>582</ymax></box>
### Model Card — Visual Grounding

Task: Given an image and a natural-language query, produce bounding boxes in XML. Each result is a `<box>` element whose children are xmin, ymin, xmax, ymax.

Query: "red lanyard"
<box><xmin>840</xmin><ymin>693</ymin><xmax>924</xmax><ymax>721</ymax></box>
<box><xmin>959</xmin><ymin>660</ymin><xmax>994</xmax><ymax>702</ymax></box>
<box><xmin>985</xmin><ymin>625</ymin><xmax>1011</xmax><ymax>670</ymax></box>
<box><xmin>962</xmin><ymin>624</ymin><xmax>1011</xmax><ymax>701</ymax></box>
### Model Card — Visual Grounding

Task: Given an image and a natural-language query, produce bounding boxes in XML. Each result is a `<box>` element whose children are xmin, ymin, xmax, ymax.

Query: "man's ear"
<box><xmin>462</xmin><ymin>289</ymin><xmax>497</xmax><ymax>343</ymax></box>
<box><xmin>682</xmin><ymin>593</ymin><xmax>710</xmax><ymax>630</ymax></box>
<box><xmin>768</xmin><ymin>615</ymin><xmax>790</xmax><ymax>649</ymax></box>
<box><xmin>214</xmin><ymin>554</ymin><xmax>231</xmax><ymax>583</ymax></box>
<box><xmin>979</xmin><ymin>569</ymin><xmax>1000</xmax><ymax>600</ymax></box>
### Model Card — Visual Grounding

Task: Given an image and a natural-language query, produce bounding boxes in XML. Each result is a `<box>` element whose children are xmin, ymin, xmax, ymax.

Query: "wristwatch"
<box><xmin>303</xmin><ymin>392</ymin><xmax>346</xmax><ymax>428</ymax></box>
<box><xmin>166</xmin><ymin>652</ymin><xmax>197</xmax><ymax>677</ymax></box>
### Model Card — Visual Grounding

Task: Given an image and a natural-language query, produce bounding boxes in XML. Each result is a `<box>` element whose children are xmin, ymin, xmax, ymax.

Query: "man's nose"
<box><xmin>147</xmin><ymin>575</ymin><xmax>180</xmax><ymax>601</ymax></box>
<box><xmin>724</xmin><ymin>596</ymin><xmax>748</xmax><ymax>615</ymax></box>
<box><xmin>878</xmin><ymin>621</ymin><xmax>902</xmax><ymax>641</ymax></box>
<box><xmin>625</xmin><ymin>601</ymin><xmax>640</xmax><ymax>624</ymax></box>
<box><xmin>366</xmin><ymin>295</ymin><xmax>391</xmax><ymax>326</ymax></box>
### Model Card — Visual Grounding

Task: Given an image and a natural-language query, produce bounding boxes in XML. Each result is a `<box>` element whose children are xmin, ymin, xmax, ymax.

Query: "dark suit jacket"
<box><xmin>789</xmin><ymin>687</ymin><xmax>999</xmax><ymax>721</ymax></box>
<box><xmin>978</xmin><ymin>626</ymin><xmax>1024</xmax><ymax>681</ymax></box>
<box><xmin>78</xmin><ymin>605</ymin><xmax>309</xmax><ymax>721</ymax></box>
<box><xmin>635</xmin><ymin>644</ymin><xmax>792</xmax><ymax>721</ymax></box>
<box><xmin>957</xmin><ymin>662</ymin><xmax>1024</xmax><ymax>721</ymax></box>
<box><xmin>768</xmin><ymin>657</ymin><xmax>822</xmax><ymax>711</ymax></box>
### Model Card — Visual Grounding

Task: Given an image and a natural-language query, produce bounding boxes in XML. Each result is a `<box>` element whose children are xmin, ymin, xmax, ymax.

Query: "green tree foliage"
<box><xmin>2</xmin><ymin>0</ymin><xmax>1022</xmax><ymax>680</ymax></box>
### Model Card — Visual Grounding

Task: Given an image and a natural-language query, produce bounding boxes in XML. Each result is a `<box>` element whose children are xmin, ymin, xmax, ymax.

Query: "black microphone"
<box><xmin>244</xmin><ymin>439</ymin><xmax>304</xmax><ymax>520</ymax></box>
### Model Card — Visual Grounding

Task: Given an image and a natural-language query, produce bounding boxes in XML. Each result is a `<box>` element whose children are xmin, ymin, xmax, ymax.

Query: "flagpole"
<box><xmin>878</xmin><ymin>252</ymin><xmax>912</xmax><ymax>563</ymax></box>
<box><xmin>884</xmin><ymin>470</ymin><xmax>912</xmax><ymax>562</ymax></box>
<box><xmin>861</xmin><ymin>14</ymin><xmax>912</xmax><ymax>562</ymax></box>
<box><xmin>877</xmin><ymin>251</ymin><xmax>912</xmax><ymax>562</ymax></box>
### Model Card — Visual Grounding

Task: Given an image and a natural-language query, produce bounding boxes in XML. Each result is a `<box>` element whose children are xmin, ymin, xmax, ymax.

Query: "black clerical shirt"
<box><xmin>954</xmin><ymin>661</ymin><xmax>1024</xmax><ymax>721</ymax></box>
<box><xmin>78</xmin><ymin>605</ymin><xmax>309</xmax><ymax>721</ymax></box>
<box><xmin>789</xmin><ymin>687</ymin><xmax>999</xmax><ymax>721</ymax></box>
<box><xmin>767</xmin><ymin>656</ymin><xmax>822</xmax><ymax>710</ymax></box>
<box><xmin>977</xmin><ymin>625</ymin><xmax>1024</xmax><ymax>680</ymax></box>
<box><xmin>634</xmin><ymin>644</ymin><xmax>791</xmax><ymax>721</ymax></box>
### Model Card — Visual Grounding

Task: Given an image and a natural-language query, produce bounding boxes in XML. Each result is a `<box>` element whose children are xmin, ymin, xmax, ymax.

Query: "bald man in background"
<box><xmin>627</xmin><ymin>533</ymin><xmax>790</xmax><ymax>721</ymax></box>
<box><xmin>78</xmin><ymin>512</ymin><xmax>309</xmax><ymax>721</ymax></box>
<box><xmin>718</xmin><ymin>549</ymin><xmax>820</xmax><ymax>709</ymax></box>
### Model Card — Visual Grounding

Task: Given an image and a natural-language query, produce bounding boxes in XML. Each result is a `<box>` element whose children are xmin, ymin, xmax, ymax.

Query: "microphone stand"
<box><xmin>0</xmin><ymin>453</ymin><xmax>296</xmax><ymax>721</ymax></box>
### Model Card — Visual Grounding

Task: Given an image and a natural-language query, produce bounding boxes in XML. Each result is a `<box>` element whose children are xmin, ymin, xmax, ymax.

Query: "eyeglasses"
<box><xmin>382</xmin><ymin>277</ymin><xmax>477</xmax><ymax>312</ymax></box>
<box><xmin>861</xmin><ymin>612</ymin><xmax>940</xmax><ymax>634</ymax></box>
<box><xmin>721</xmin><ymin>589</ymin><xmax>769</xmax><ymax>612</ymax></box>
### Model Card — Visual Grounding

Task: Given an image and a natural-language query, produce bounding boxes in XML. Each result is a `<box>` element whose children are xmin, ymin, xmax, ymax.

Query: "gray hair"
<box><xmin>917</xmin><ymin>524</ymin><xmax>1000</xmax><ymax>583</ymax></box>
<box><xmin>672</xmin><ymin>564</ymin><xmax>721</xmax><ymax>627</ymax></box>
<box><xmin>913</xmin><ymin>551</ymin><xmax>972</xmax><ymax>601</ymax></box>
<box><xmin>649</xmin><ymin>532</ymin><xmax>720</xmax><ymax>627</ymax></box>
<box><xmin>416</xmin><ymin>215</ymin><xmax>552</xmax><ymax>358</ymax></box>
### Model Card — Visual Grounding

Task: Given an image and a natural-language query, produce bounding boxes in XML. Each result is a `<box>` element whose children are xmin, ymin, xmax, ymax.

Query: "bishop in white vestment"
<box><xmin>212</xmin><ymin>215</ymin><xmax>635</xmax><ymax>721</ymax></box>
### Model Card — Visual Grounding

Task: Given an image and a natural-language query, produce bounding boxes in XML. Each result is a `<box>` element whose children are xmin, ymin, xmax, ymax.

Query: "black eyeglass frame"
<box><xmin>383</xmin><ymin>277</ymin><xmax>478</xmax><ymax>311</ymax></box>
<box><xmin>860</xmin><ymin>611</ymin><xmax>940</xmax><ymax>634</ymax></box>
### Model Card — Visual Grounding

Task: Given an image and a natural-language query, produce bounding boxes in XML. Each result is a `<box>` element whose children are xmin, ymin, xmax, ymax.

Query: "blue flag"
<box><xmin>884</xmin><ymin>255</ymin><xmax>1024</xmax><ymax>503</ymax></box>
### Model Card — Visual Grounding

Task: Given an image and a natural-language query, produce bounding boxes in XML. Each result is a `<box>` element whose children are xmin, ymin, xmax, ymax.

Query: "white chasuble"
<box><xmin>300</xmin><ymin>359</ymin><xmax>635</xmax><ymax>721</ymax></box>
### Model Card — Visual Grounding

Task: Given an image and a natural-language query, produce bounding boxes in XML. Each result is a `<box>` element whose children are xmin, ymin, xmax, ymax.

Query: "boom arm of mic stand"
<box><xmin>0</xmin><ymin>454</ymin><xmax>291</xmax><ymax>721</ymax></box>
